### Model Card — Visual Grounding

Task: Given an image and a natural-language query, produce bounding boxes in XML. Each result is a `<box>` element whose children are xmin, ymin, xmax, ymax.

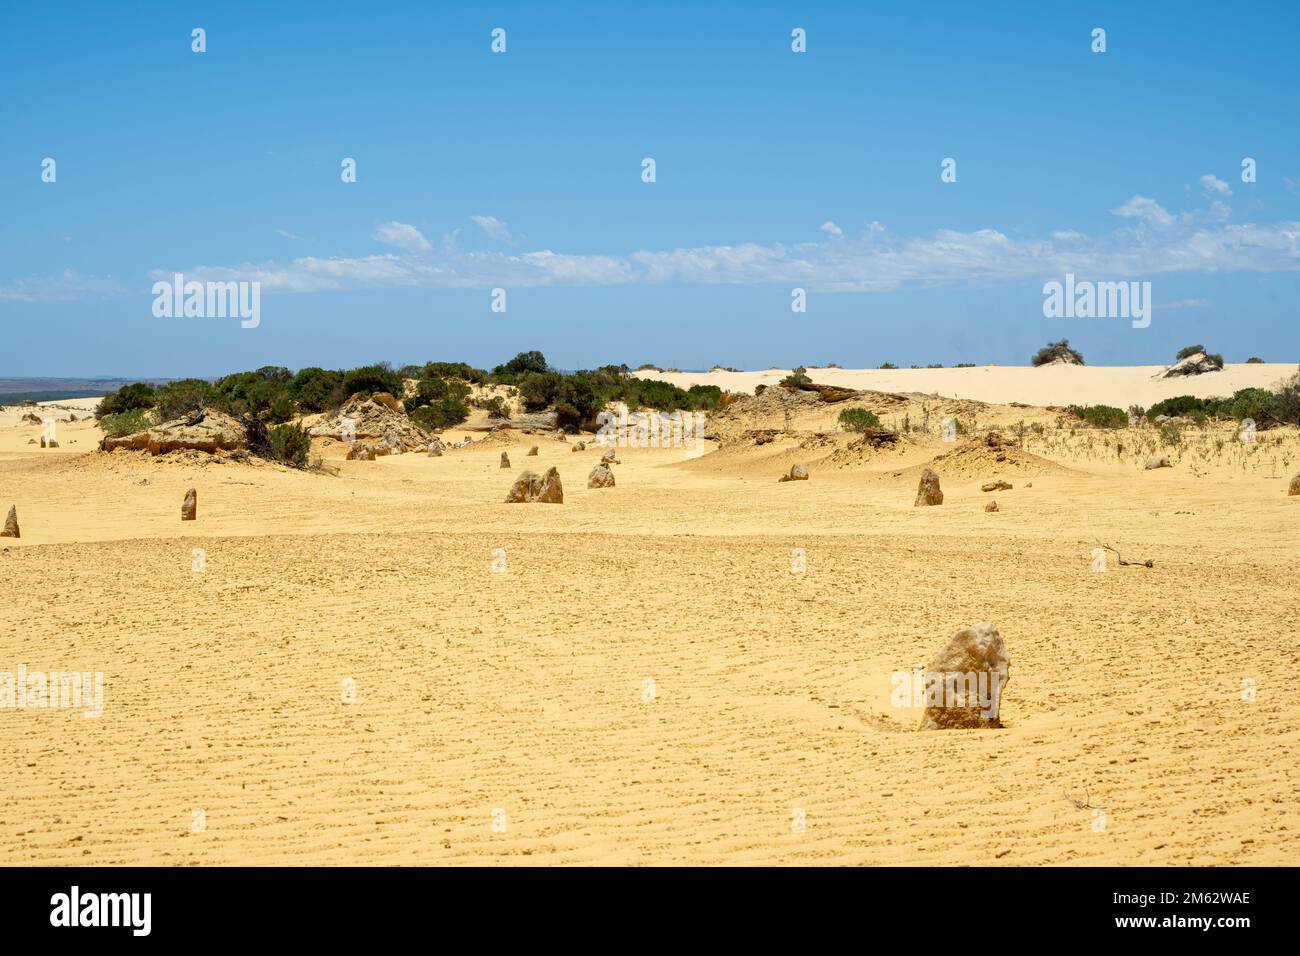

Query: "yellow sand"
<box><xmin>641</xmin><ymin>362</ymin><xmax>1296</xmax><ymax>408</ymax></box>
<box><xmin>1</xmin><ymin>385</ymin><xmax>1297</xmax><ymax>865</ymax></box>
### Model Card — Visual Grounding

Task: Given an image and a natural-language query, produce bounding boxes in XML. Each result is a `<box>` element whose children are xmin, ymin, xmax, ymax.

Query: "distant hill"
<box><xmin>0</xmin><ymin>377</ymin><xmax>176</xmax><ymax>404</ymax></box>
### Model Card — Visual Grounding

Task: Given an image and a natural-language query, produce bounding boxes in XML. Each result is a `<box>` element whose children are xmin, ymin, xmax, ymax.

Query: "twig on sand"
<box><xmin>1100</xmin><ymin>543</ymin><xmax>1154</xmax><ymax>569</ymax></box>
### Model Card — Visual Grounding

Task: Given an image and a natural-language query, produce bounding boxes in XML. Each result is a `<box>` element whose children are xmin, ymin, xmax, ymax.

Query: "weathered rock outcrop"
<box><xmin>1290</xmin><ymin>473</ymin><xmax>1300</xmax><ymax>496</ymax></box>
<box><xmin>308</xmin><ymin>395</ymin><xmax>429</xmax><ymax>452</ymax></box>
<box><xmin>778</xmin><ymin>463</ymin><xmax>809</xmax><ymax>482</ymax></box>
<box><xmin>1161</xmin><ymin>351</ymin><xmax>1223</xmax><ymax>378</ymax></box>
<box><xmin>919</xmin><ymin>623</ymin><xmax>1009</xmax><ymax>730</ymax></box>
<box><xmin>505</xmin><ymin>467</ymin><xmax>564</xmax><ymax>504</ymax></box>
<box><xmin>914</xmin><ymin>468</ymin><xmax>943</xmax><ymax>506</ymax></box>
<box><xmin>1</xmin><ymin>506</ymin><xmax>18</xmax><ymax>538</ymax></box>
<box><xmin>588</xmin><ymin>464</ymin><xmax>615</xmax><ymax>488</ymax></box>
<box><xmin>100</xmin><ymin>410</ymin><xmax>248</xmax><ymax>455</ymax></box>
<box><xmin>500</xmin><ymin>452</ymin><xmax>511</xmax><ymax>469</ymax></box>
<box><xmin>181</xmin><ymin>489</ymin><xmax>196</xmax><ymax>521</ymax></box>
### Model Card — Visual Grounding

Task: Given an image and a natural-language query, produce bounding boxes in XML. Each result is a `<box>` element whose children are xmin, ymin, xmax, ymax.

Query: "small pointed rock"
<box><xmin>527</xmin><ymin>446</ymin><xmax>539</xmax><ymax>456</ymax></box>
<box><xmin>914</xmin><ymin>468</ymin><xmax>943</xmax><ymax>506</ymax></box>
<box><xmin>985</xmin><ymin>500</ymin><xmax>999</xmax><ymax>512</ymax></box>
<box><xmin>500</xmin><ymin>452</ymin><xmax>511</xmax><ymax>469</ymax></box>
<box><xmin>588</xmin><ymin>463</ymin><xmax>615</xmax><ymax>488</ymax></box>
<box><xmin>182</xmin><ymin>488</ymin><xmax>197</xmax><ymax>521</ymax></box>
<box><xmin>1</xmin><ymin>506</ymin><xmax>18</xmax><ymax>538</ymax></box>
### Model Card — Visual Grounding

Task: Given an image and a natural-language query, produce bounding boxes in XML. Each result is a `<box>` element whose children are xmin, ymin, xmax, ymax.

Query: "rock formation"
<box><xmin>919</xmin><ymin>622</ymin><xmax>1009</xmax><ymax>730</ymax></box>
<box><xmin>914</xmin><ymin>468</ymin><xmax>943</xmax><ymax>506</ymax></box>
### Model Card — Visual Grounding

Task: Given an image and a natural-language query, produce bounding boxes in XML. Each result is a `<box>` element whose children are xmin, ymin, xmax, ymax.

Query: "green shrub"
<box><xmin>1176</xmin><ymin>344</ymin><xmax>1206</xmax><ymax>360</ymax></box>
<box><xmin>96</xmin><ymin>382</ymin><xmax>156</xmax><ymax>418</ymax></box>
<box><xmin>492</xmin><ymin>351</ymin><xmax>550</xmax><ymax>381</ymax></box>
<box><xmin>410</xmin><ymin>395</ymin><xmax>470</xmax><ymax>431</ymax></box>
<box><xmin>153</xmin><ymin>379</ymin><xmax>217</xmax><ymax>420</ymax></box>
<box><xmin>955</xmin><ymin>363</ymin><xmax>976</xmax><ymax>368</ymax></box>
<box><xmin>838</xmin><ymin>407</ymin><xmax>881</xmax><ymax>433</ymax></box>
<box><xmin>1159</xmin><ymin>423</ymin><xmax>1182</xmax><ymax>446</ymax></box>
<box><xmin>1246</xmin><ymin>356</ymin><xmax>1264</xmax><ymax>364</ymax></box>
<box><xmin>423</xmin><ymin>361</ymin><xmax>487</xmax><ymax>384</ymax></box>
<box><xmin>517</xmin><ymin>371</ymin><xmax>563</xmax><ymax>411</ymax></box>
<box><xmin>101</xmin><ymin>408</ymin><xmax>150</xmax><ymax>438</ymax></box>
<box><xmin>289</xmin><ymin>367</ymin><xmax>345</xmax><ymax>412</ymax></box>
<box><xmin>472</xmin><ymin>395</ymin><xmax>508</xmax><ymax>418</ymax></box>
<box><xmin>1067</xmin><ymin>404</ymin><xmax>1128</xmax><ymax>429</ymax></box>
<box><xmin>686</xmin><ymin>384</ymin><xmax>723</xmax><ymax>411</ymax></box>
<box><xmin>1228</xmin><ymin>388</ymin><xmax>1273</xmax><ymax>425</ymax></box>
<box><xmin>879</xmin><ymin>362</ymin><xmax>897</xmax><ymax>370</ymax></box>
<box><xmin>553</xmin><ymin>400</ymin><xmax>582</xmax><ymax>432</ymax></box>
<box><xmin>1147</xmin><ymin>395</ymin><xmax>1212</xmax><ymax>420</ymax></box>
<box><xmin>780</xmin><ymin>366</ymin><xmax>811</xmax><ymax>387</ymax></box>
<box><xmin>264</xmin><ymin>422</ymin><xmax>312</xmax><ymax>468</ymax></box>
<box><xmin>342</xmin><ymin>364</ymin><xmax>403</xmax><ymax>399</ymax></box>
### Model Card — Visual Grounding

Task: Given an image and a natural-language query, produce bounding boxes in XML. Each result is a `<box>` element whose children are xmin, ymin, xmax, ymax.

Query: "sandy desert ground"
<box><xmin>1</xmin><ymin>367</ymin><xmax>1298</xmax><ymax>866</ymax></box>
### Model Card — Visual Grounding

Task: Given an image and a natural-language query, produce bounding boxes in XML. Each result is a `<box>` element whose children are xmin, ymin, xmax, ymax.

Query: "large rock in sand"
<box><xmin>914</xmin><ymin>468</ymin><xmax>943</xmax><ymax>506</ymax></box>
<box><xmin>1161</xmin><ymin>351</ymin><xmax>1223</xmax><ymax>378</ymax></box>
<box><xmin>181</xmin><ymin>488</ymin><xmax>196</xmax><ymax>521</ymax></box>
<box><xmin>919</xmin><ymin>622</ymin><xmax>1009</xmax><ymax>730</ymax></box>
<box><xmin>1</xmin><ymin>506</ymin><xmax>18</xmax><ymax>538</ymax></box>
<box><xmin>778</xmin><ymin>463</ymin><xmax>809</xmax><ymax>482</ymax></box>
<box><xmin>1289</xmin><ymin>473</ymin><xmax>1300</xmax><ymax>496</ymax></box>
<box><xmin>588</xmin><ymin>464</ymin><xmax>615</xmax><ymax>488</ymax></box>
<box><xmin>308</xmin><ymin>395</ymin><xmax>429</xmax><ymax>452</ymax></box>
<box><xmin>1144</xmin><ymin>455</ymin><xmax>1172</xmax><ymax>470</ymax></box>
<box><xmin>500</xmin><ymin>452</ymin><xmax>511</xmax><ymax>469</ymax></box>
<box><xmin>100</xmin><ymin>410</ymin><xmax>248</xmax><ymax>455</ymax></box>
<box><xmin>505</xmin><ymin>467</ymin><xmax>564</xmax><ymax>504</ymax></box>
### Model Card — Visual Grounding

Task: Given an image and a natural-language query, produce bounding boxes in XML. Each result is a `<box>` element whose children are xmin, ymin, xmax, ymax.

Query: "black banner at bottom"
<box><xmin>0</xmin><ymin>866</ymin><xmax>1282</xmax><ymax>942</ymax></box>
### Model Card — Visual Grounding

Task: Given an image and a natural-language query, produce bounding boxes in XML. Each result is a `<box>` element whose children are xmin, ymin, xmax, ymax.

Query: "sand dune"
<box><xmin>639</xmin><ymin>363</ymin><xmax>1297</xmax><ymax>409</ymax></box>
<box><xmin>1</xmin><ymin>387</ymin><xmax>1297</xmax><ymax>865</ymax></box>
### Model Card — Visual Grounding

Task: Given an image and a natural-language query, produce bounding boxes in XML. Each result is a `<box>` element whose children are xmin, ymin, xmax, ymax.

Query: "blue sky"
<box><xmin>2</xmin><ymin>1</ymin><xmax>1298</xmax><ymax>377</ymax></box>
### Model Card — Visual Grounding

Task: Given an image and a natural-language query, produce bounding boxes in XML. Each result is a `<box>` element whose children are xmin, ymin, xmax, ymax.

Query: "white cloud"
<box><xmin>275</xmin><ymin>228</ymin><xmax>302</xmax><ymax>240</ymax></box>
<box><xmin>1110</xmin><ymin>195</ymin><xmax>1176</xmax><ymax>228</ymax></box>
<box><xmin>819</xmin><ymin>220</ymin><xmax>843</xmax><ymax>238</ymax></box>
<box><xmin>1199</xmin><ymin>174</ymin><xmax>1232</xmax><ymax>197</ymax></box>
<box><xmin>372</xmin><ymin>221</ymin><xmax>432</xmax><ymax>254</ymax></box>
<box><xmin>139</xmin><ymin>194</ymin><xmax>1300</xmax><ymax>296</ymax></box>
<box><xmin>470</xmin><ymin>215</ymin><xmax>512</xmax><ymax>242</ymax></box>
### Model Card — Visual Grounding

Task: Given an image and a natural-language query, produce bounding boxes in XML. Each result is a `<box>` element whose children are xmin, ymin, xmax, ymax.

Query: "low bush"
<box><xmin>1067</xmin><ymin>404</ymin><xmax>1128</xmax><ymax>429</ymax></box>
<box><xmin>838</xmin><ymin>407</ymin><xmax>881</xmax><ymax>432</ymax></box>
<box><xmin>100</xmin><ymin>408</ymin><xmax>150</xmax><ymax>438</ymax></box>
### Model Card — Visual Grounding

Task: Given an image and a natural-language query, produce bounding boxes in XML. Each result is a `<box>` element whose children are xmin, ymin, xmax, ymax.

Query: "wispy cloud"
<box><xmin>0</xmin><ymin>270</ymin><xmax>127</xmax><ymax>302</ymax></box>
<box><xmin>125</xmin><ymin>194</ymin><xmax>1300</xmax><ymax>296</ymax></box>
<box><xmin>275</xmin><ymin>228</ymin><xmax>302</xmax><ymax>240</ymax></box>
<box><xmin>372</xmin><ymin>221</ymin><xmax>432</xmax><ymax>254</ymax></box>
<box><xmin>470</xmin><ymin>215</ymin><xmax>513</xmax><ymax>242</ymax></box>
<box><xmin>820</xmin><ymin>220</ymin><xmax>844</xmax><ymax>238</ymax></box>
